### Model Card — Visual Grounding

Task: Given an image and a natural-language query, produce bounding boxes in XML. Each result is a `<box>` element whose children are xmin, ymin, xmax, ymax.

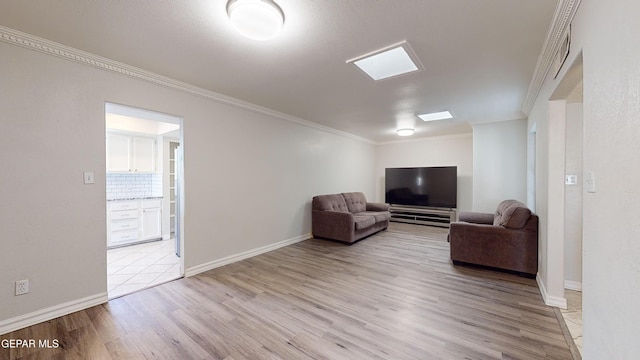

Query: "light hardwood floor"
<box><xmin>0</xmin><ymin>223</ymin><xmax>573</xmax><ymax>359</ymax></box>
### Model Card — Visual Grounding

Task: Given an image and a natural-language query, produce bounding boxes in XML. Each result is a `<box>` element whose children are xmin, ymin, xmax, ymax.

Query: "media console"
<box><xmin>389</xmin><ymin>205</ymin><xmax>457</xmax><ymax>228</ymax></box>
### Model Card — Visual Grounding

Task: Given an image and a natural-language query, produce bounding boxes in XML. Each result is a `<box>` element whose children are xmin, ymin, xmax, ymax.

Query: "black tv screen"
<box><xmin>385</xmin><ymin>166</ymin><xmax>457</xmax><ymax>208</ymax></box>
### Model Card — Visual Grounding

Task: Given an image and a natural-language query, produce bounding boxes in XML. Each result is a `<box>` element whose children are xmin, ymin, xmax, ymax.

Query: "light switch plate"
<box><xmin>83</xmin><ymin>171</ymin><xmax>95</xmax><ymax>184</ymax></box>
<box><xmin>585</xmin><ymin>171</ymin><xmax>596</xmax><ymax>193</ymax></box>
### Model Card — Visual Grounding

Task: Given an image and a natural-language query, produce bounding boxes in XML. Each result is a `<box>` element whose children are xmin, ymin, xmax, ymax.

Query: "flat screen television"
<box><xmin>385</xmin><ymin>166</ymin><xmax>457</xmax><ymax>208</ymax></box>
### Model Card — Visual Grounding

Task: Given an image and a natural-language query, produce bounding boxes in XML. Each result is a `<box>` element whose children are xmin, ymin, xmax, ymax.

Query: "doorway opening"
<box><xmin>104</xmin><ymin>102</ymin><xmax>184</xmax><ymax>299</ymax></box>
<box><xmin>550</xmin><ymin>53</ymin><xmax>584</xmax><ymax>355</ymax></box>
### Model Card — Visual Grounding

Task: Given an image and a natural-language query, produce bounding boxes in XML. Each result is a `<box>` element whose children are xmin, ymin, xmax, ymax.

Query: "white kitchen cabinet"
<box><xmin>132</xmin><ymin>137</ymin><xmax>156</xmax><ymax>173</ymax></box>
<box><xmin>106</xmin><ymin>132</ymin><xmax>157</xmax><ymax>173</ymax></box>
<box><xmin>107</xmin><ymin>201</ymin><xmax>140</xmax><ymax>247</ymax></box>
<box><xmin>141</xmin><ymin>199</ymin><xmax>162</xmax><ymax>240</ymax></box>
<box><xmin>106</xmin><ymin>134</ymin><xmax>132</xmax><ymax>172</ymax></box>
<box><xmin>110</xmin><ymin>230</ymin><xmax>139</xmax><ymax>246</ymax></box>
<box><xmin>107</xmin><ymin>198</ymin><xmax>163</xmax><ymax>248</ymax></box>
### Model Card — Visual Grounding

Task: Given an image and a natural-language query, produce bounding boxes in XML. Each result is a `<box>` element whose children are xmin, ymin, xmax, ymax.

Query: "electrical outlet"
<box><xmin>15</xmin><ymin>279</ymin><xmax>29</xmax><ymax>296</ymax></box>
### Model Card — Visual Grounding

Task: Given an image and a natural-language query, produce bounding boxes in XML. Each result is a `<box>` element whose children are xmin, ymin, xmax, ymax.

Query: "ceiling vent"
<box><xmin>553</xmin><ymin>26</ymin><xmax>571</xmax><ymax>79</ymax></box>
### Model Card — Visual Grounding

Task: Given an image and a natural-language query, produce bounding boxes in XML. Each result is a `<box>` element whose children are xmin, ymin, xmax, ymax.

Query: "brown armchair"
<box><xmin>449</xmin><ymin>200</ymin><xmax>538</xmax><ymax>277</ymax></box>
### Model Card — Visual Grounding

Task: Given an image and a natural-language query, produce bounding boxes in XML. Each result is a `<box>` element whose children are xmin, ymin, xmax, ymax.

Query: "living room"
<box><xmin>1</xmin><ymin>1</ymin><xmax>639</xmax><ymax>359</ymax></box>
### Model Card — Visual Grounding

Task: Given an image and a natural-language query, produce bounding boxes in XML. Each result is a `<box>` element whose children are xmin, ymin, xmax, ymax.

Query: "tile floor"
<box><xmin>107</xmin><ymin>238</ymin><xmax>181</xmax><ymax>299</ymax></box>
<box><xmin>561</xmin><ymin>289</ymin><xmax>583</xmax><ymax>356</ymax></box>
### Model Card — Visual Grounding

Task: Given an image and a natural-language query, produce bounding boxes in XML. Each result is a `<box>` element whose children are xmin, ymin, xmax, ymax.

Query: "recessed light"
<box><xmin>347</xmin><ymin>41</ymin><xmax>422</xmax><ymax>81</ymax></box>
<box><xmin>418</xmin><ymin>111</ymin><xmax>453</xmax><ymax>122</ymax></box>
<box><xmin>397</xmin><ymin>128</ymin><xmax>415</xmax><ymax>136</ymax></box>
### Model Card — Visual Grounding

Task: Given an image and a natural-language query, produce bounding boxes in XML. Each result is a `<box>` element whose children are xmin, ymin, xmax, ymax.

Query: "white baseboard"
<box><xmin>564</xmin><ymin>280</ymin><xmax>582</xmax><ymax>291</ymax></box>
<box><xmin>0</xmin><ymin>292</ymin><xmax>108</xmax><ymax>335</ymax></box>
<box><xmin>1</xmin><ymin>234</ymin><xmax>310</xmax><ymax>335</ymax></box>
<box><xmin>185</xmin><ymin>233</ymin><xmax>311</xmax><ymax>277</ymax></box>
<box><xmin>536</xmin><ymin>274</ymin><xmax>568</xmax><ymax>309</ymax></box>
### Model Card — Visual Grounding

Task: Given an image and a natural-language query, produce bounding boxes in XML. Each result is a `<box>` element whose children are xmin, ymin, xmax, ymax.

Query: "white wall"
<box><xmin>580</xmin><ymin>1</ymin><xmax>640</xmax><ymax>358</ymax></box>
<box><xmin>564</xmin><ymin>102</ymin><xmax>583</xmax><ymax>289</ymax></box>
<box><xmin>375</xmin><ymin>134</ymin><xmax>473</xmax><ymax>212</ymax></box>
<box><xmin>184</xmin><ymin>105</ymin><xmax>376</xmax><ymax>269</ymax></box>
<box><xmin>472</xmin><ymin>119</ymin><xmax>528</xmax><ymax>213</ymax></box>
<box><xmin>0</xmin><ymin>39</ymin><xmax>375</xmax><ymax>330</ymax></box>
<box><xmin>528</xmin><ymin>1</ymin><xmax>640</xmax><ymax>358</ymax></box>
<box><xmin>546</xmin><ymin>100</ymin><xmax>568</xmax><ymax>307</ymax></box>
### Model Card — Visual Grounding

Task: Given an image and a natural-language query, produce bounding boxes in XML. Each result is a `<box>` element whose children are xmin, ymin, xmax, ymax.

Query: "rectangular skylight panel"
<box><xmin>418</xmin><ymin>111</ymin><xmax>453</xmax><ymax>122</ymax></box>
<box><xmin>352</xmin><ymin>46</ymin><xmax>419</xmax><ymax>81</ymax></box>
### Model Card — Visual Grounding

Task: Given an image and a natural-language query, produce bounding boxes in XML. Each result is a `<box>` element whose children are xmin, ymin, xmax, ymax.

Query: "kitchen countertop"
<box><xmin>107</xmin><ymin>196</ymin><xmax>163</xmax><ymax>202</ymax></box>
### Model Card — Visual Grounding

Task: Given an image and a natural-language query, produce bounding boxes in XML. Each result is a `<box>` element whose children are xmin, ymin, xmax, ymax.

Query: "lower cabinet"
<box><xmin>108</xmin><ymin>198</ymin><xmax>162</xmax><ymax>248</ymax></box>
<box><xmin>141</xmin><ymin>199</ymin><xmax>162</xmax><ymax>240</ymax></box>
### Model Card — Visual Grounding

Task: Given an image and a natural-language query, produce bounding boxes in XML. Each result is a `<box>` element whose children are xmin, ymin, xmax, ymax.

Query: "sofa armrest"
<box><xmin>458</xmin><ymin>211</ymin><xmax>494</xmax><ymax>225</ymax></box>
<box><xmin>312</xmin><ymin>210</ymin><xmax>355</xmax><ymax>242</ymax></box>
<box><xmin>366</xmin><ymin>202</ymin><xmax>390</xmax><ymax>212</ymax></box>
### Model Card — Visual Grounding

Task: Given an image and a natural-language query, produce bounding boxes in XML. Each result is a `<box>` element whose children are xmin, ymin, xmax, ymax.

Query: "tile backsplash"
<box><xmin>107</xmin><ymin>173</ymin><xmax>163</xmax><ymax>200</ymax></box>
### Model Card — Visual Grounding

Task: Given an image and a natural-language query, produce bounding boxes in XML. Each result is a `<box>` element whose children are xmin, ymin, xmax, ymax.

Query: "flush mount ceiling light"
<box><xmin>347</xmin><ymin>41</ymin><xmax>423</xmax><ymax>81</ymax></box>
<box><xmin>397</xmin><ymin>128</ymin><xmax>415</xmax><ymax>137</ymax></box>
<box><xmin>226</xmin><ymin>0</ymin><xmax>285</xmax><ymax>41</ymax></box>
<box><xmin>418</xmin><ymin>110</ymin><xmax>453</xmax><ymax>122</ymax></box>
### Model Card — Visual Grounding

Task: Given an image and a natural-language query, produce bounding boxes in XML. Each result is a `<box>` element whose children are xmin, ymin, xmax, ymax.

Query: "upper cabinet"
<box><xmin>107</xmin><ymin>133</ymin><xmax>157</xmax><ymax>173</ymax></box>
<box><xmin>106</xmin><ymin>133</ymin><xmax>131</xmax><ymax>172</ymax></box>
<box><xmin>131</xmin><ymin>137</ymin><xmax>156</xmax><ymax>172</ymax></box>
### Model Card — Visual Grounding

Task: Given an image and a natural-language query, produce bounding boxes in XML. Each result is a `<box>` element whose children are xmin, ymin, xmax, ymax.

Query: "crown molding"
<box><xmin>0</xmin><ymin>25</ymin><xmax>375</xmax><ymax>145</ymax></box>
<box><xmin>521</xmin><ymin>0</ymin><xmax>582</xmax><ymax>115</ymax></box>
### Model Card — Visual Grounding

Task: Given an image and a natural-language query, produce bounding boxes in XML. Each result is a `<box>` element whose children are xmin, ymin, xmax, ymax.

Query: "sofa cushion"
<box><xmin>356</xmin><ymin>211</ymin><xmax>390</xmax><ymax>223</ymax></box>
<box><xmin>342</xmin><ymin>192</ymin><xmax>368</xmax><ymax>213</ymax></box>
<box><xmin>312</xmin><ymin>194</ymin><xmax>349</xmax><ymax>212</ymax></box>
<box><xmin>353</xmin><ymin>215</ymin><xmax>375</xmax><ymax>230</ymax></box>
<box><xmin>493</xmin><ymin>200</ymin><xmax>532</xmax><ymax>229</ymax></box>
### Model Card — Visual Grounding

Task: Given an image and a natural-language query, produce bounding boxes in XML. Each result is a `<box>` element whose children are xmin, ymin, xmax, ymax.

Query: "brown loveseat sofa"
<box><xmin>312</xmin><ymin>192</ymin><xmax>390</xmax><ymax>244</ymax></box>
<box><xmin>449</xmin><ymin>199</ymin><xmax>538</xmax><ymax>277</ymax></box>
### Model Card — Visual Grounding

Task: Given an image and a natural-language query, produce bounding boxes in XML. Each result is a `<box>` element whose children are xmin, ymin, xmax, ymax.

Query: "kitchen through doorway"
<box><xmin>104</xmin><ymin>103</ymin><xmax>184</xmax><ymax>299</ymax></box>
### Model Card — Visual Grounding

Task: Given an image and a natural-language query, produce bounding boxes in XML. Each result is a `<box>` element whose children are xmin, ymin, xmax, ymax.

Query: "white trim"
<box><xmin>0</xmin><ymin>25</ymin><xmax>484</xmax><ymax>146</ymax></box>
<box><xmin>185</xmin><ymin>233</ymin><xmax>311</xmax><ymax>277</ymax></box>
<box><xmin>0</xmin><ymin>25</ymin><xmax>374</xmax><ymax>145</ymax></box>
<box><xmin>536</xmin><ymin>273</ymin><xmax>568</xmax><ymax>309</ymax></box>
<box><xmin>0</xmin><ymin>293</ymin><xmax>107</xmax><ymax>335</ymax></box>
<box><xmin>564</xmin><ymin>280</ymin><xmax>582</xmax><ymax>291</ymax></box>
<box><xmin>522</xmin><ymin>0</ymin><xmax>582</xmax><ymax>115</ymax></box>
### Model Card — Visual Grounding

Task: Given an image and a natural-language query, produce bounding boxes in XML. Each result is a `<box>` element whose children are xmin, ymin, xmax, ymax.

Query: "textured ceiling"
<box><xmin>0</xmin><ymin>0</ymin><xmax>558</xmax><ymax>142</ymax></box>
